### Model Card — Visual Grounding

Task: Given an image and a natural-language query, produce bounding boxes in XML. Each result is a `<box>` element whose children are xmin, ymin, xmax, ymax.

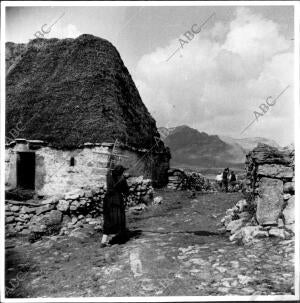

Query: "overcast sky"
<box><xmin>6</xmin><ymin>5</ymin><xmax>295</xmax><ymax>146</ymax></box>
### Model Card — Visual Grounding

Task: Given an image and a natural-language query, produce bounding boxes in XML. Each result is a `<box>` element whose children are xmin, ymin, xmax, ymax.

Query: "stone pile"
<box><xmin>221</xmin><ymin>143</ymin><xmax>295</xmax><ymax>244</ymax></box>
<box><xmin>5</xmin><ymin>176</ymin><xmax>154</xmax><ymax>238</ymax></box>
<box><xmin>167</xmin><ymin>169</ymin><xmax>186</xmax><ymax>190</ymax></box>
<box><xmin>167</xmin><ymin>169</ymin><xmax>215</xmax><ymax>192</ymax></box>
<box><xmin>126</xmin><ymin>176</ymin><xmax>154</xmax><ymax>206</ymax></box>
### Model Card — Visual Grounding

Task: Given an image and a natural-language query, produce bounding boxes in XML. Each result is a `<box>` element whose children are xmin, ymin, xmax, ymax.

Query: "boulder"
<box><xmin>15</xmin><ymin>217</ymin><xmax>26</xmax><ymax>222</ymax></box>
<box><xmin>71</xmin><ymin>217</ymin><xmax>78</xmax><ymax>225</ymax></box>
<box><xmin>41</xmin><ymin>194</ymin><xmax>63</xmax><ymax>205</ymax></box>
<box><xmin>230</xmin><ymin>226</ymin><xmax>268</xmax><ymax>244</ymax></box>
<box><xmin>57</xmin><ymin>200</ymin><xmax>70</xmax><ymax>212</ymax></box>
<box><xmin>257</xmin><ymin>164</ymin><xmax>293</xmax><ymax>179</ymax></box>
<box><xmin>62</xmin><ymin>215</ymin><xmax>72</xmax><ymax>225</ymax></box>
<box><xmin>269</xmin><ymin>227</ymin><xmax>288</xmax><ymax>239</ymax></box>
<box><xmin>221</xmin><ymin>215</ymin><xmax>232</xmax><ymax>228</ymax></box>
<box><xmin>44</xmin><ymin>210</ymin><xmax>63</xmax><ymax>225</ymax></box>
<box><xmin>19</xmin><ymin>213</ymin><xmax>30</xmax><ymax>220</ymax></box>
<box><xmin>225</xmin><ymin>208</ymin><xmax>235</xmax><ymax>217</ymax></box>
<box><xmin>226</xmin><ymin>218</ymin><xmax>247</xmax><ymax>234</ymax></box>
<box><xmin>153</xmin><ymin>196</ymin><xmax>163</xmax><ymax>205</ymax></box>
<box><xmin>69</xmin><ymin>229</ymin><xmax>90</xmax><ymax>240</ymax></box>
<box><xmin>20</xmin><ymin>206</ymin><xmax>36</xmax><ymax>214</ymax></box>
<box><xmin>250</xmin><ymin>144</ymin><xmax>291</xmax><ymax>165</ymax></box>
<box><xmin>65</xmin><ymin>189</ymin><xmax>85</xmax><ymax>200</ymax></box>
<box><xmin>283</xmin><ymin>196</ymin><xmax>295</xmax><ymax>225</ymax></box>
<box><xmin>238</xmin><ymin>212</ymin><xmax>252</xmax><ymax>220</ymax></box>
<box><xmin>36</xmin><ymin>204</ymin><xmax>54</xmax><ymax>215</ymax></box>
<box><xmin>30</xmin><ymin>222</ymin><xmax>47</xmax><ymax>233</ymax></box>
<box><xmin>236</xmin><ymin>199</ymin><xmax>248</xmax><ymax>212</ymax></box>
<box><xmin>6</xmin><ymin>216</ymin><xmax>15</xmax><ymax>223</ymax></box>
<box><xmin>29</xmin><ymin>210</ymin><xmax>62</xmax><ymax>233</ymax></box>
<box><xmin>70</xmin><ymin>200</ymin><xmax>80</xmax><ymax>211</ymax></box>
<box><xmin>10</xmin><ymin>205</ymin><xmax>20</xmax><ymax>212</ymax></box>
<box><xmin>256</xmin><ymin>177</ymin><xmax>284</xmax><ymax>225</ymax></box>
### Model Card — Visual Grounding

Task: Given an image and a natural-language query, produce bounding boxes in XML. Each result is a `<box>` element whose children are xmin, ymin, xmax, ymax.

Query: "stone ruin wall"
<box><xmin>245</xmin><ymin>144</ymin><xmax>295</xmax><ymax>229</ymax></box>
<box><xmin>167</xmin><ymin>169</ymin><xmax>215</xmax><ymax>192</ymax></box>
<box><xmin>6</xmin><ymin>177</ymin><xmax>154</xmax><ymax>238</ymax></box>
<box><xmin>167</xmin><ymin>168</ymin><xmax>242</xmax><ymax>192</ymax></box>
<box><xmin>221</xmin><ymin>143</ymin><xmax>295</xmax><ymax>244</ymax></box>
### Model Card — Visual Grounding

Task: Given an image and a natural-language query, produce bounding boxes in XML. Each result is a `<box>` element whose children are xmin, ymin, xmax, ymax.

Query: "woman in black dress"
<box><xmin>100</xmin><ymin>165</ymin><xmax>129</xmax><ymax>247</ymax></box>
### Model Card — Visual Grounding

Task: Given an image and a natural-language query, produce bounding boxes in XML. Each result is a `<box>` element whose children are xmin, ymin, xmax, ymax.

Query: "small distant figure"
<box><xmin>100</xmin><ymin>165</ymin><xmax>129</xmax><ymax>247</ymax></box>
<box><xmin>215</xmin><ymin>172</ymin><xmax>223</xmax><ymax>190</ymax></box>
<box><xmin>222</xmin><ymin>168</ymin><xmax>229</xmax><ymax>192</ymax></box>
<box><xmin>229</xmin><ymin>171</ymin><xmax>237</xmax><ymax>186</ymax></box>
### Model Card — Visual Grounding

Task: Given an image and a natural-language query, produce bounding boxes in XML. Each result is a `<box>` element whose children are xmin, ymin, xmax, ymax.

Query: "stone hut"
<box><xmin>5</xmin><ymin>34</ymin><xmax>170</xmax><ymax>197</ymax></box>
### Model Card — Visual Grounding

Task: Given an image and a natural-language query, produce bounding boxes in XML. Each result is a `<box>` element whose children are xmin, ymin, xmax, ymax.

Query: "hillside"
<box><xmin>219</xmin><ymin>136</ymin><xmax>280</xmax><ymax>152</ymax></box>
<box><xmin>6</xmin><ymin>35</ymin><xmax>161</xmax><ymax>149</ymax></box>
<box><xmin>158</xmin><ymin>126</ymin><xmax>280</xmax><ymax>169</ymax></box>
<box><xmin>158</xmin><ymin>125</ymin><xmax>244</xmax><ymax>169</ymax></box>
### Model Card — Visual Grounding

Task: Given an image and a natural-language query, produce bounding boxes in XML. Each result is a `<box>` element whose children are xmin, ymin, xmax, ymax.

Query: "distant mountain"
<box><xmin>158</xmin><ymin>126</ymin><xmax>281</xmax><ymax>169</ymax></box>
<box><xmin>219</xmin><ymin>136</ymin><xmax>281</xmax><ymax>152</ymax></box>
<box><xmin>158</xmin><ymin>126</ymin><xmax>176</xmax><ymax>140</ymax></box>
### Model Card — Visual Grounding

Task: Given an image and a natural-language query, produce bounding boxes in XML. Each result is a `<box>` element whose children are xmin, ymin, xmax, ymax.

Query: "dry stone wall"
<box><xmin>5</xmin><ymin>176</ymin><xmax>154</xmax><ymax>239</ymax></box>
<box><xmin>167</xmin><ymin>169</ymin><xmax>219</xmax><ymax>192</ymax></box>
<box><xmin>221</xmin><ymin>144</ymin><xmax>295</xmax><ymax>244</ymax></box>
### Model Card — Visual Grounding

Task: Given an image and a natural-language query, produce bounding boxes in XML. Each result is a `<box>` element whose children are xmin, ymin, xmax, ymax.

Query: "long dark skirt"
<box><xmin>103</xmin><ymin>205</ymin><xmax>126</xmax><ymax>235</ymax></box>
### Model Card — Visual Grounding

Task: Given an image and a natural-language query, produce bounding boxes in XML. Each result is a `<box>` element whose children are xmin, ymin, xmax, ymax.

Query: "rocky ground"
<box><xmin>5</xmin><ymin>189</ymin><xmax>294</xmax><ymax>298</ymax></box>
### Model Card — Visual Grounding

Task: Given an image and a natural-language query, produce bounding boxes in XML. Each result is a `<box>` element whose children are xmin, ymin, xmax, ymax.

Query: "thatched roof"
<box><xmin>6</xmin><ymin>34</ymin><xmax>161</xmax><ymax>149</ymax></box>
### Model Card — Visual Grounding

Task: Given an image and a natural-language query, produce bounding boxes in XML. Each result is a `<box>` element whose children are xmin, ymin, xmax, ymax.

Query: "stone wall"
<box><xmin>5</xmin><ymin>139</ymin><xmax>170</xmax><ymax>197</ymax></box>
<box><xmin>5</xmin><ymin>176</ymin><xmax>154</xmax><ymax>238</ymax></box>
<box><xmin>221</xmin><ymin>144</ymin><xmax>295</xmax><ymax>244</ymax></box>
<box><xmin>5</xmin><ymin>140</ymin><xmax>110</xmax><ymax>196</ymax></box>
<box><xmin>167</xmin><ymin>169</ymin><xmax>217</xmax><ymax>192</ymax></box>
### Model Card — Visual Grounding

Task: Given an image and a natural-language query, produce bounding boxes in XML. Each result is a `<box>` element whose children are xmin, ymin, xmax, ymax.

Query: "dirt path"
<box><xmin>5</xmin><ymin>190</ymin><xmax>294</xmax><ymax>297</ymax></box>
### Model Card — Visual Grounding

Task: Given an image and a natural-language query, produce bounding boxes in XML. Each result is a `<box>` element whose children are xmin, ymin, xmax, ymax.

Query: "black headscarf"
<box><xmin>112</xmin><ymin>165</ymin><xmax>126</xmax><ymax>179</ymax></box>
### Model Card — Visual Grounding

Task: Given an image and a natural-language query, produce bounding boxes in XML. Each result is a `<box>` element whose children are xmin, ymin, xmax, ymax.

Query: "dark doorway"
<box><xmin>17</xmin><ymin>152</ymin><xmax>35</xmax><ymax>190</ymax></box>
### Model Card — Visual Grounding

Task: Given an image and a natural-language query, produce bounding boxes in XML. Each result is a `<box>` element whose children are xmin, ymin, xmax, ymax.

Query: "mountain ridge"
<box><xmin>158</xmin><ymin>126</ymin><xmax>281</xmax><ymax>169</ymax></box>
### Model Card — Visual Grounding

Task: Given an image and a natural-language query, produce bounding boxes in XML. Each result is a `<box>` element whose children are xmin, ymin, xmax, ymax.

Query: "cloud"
<box><xmin>135</xmin><ymin>7</ymin><xmax>293</xmax><ymax>146</ymax></box>
<box><xmin>47</xmin><ymin>23</ymin><xmax>82</xmax><ymax>39</ymax></box>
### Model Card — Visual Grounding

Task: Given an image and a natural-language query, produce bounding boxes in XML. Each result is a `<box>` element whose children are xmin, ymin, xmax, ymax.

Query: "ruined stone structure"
<box><xmin>167</xmin><ymin>169</ymin><xmax>215</xmax><ymax>192</ymax></box>
<box><xmin>5</xmin><ymin>176</ymin><xmax>154</xmax><ymax>237</ymax></box>
<box><xmin>221</xmin><ymin>143</ymin><xmax>295</xmax><ymax>244</ymax></box>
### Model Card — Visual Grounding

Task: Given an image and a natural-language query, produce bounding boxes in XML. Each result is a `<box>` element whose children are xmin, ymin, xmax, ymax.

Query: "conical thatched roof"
<box><xmin>6</xmin><ymin>34</ymin><xmax>161</xmax><ymax>149</ymax></box>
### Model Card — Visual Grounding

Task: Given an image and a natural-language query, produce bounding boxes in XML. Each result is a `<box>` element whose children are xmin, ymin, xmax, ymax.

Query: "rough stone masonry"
<box><xmin>221</xmin><ymin>143</ymin><xmax>295</xmax><ymax>244</ymax></box>
<box><xmin>5</xmin><ymin>176</ymin><xmax>154</xmax><ymax>239</ymax></box>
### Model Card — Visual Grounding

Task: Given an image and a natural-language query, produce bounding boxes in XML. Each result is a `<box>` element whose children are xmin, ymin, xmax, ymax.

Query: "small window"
<box><xmin>70</xmin><ymin>157</ymin><xmax>75</xmax><ymax>166</ymax></box>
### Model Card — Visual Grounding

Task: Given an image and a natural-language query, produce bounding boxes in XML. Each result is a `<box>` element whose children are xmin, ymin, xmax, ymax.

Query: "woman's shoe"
<box><xmin>100</xmin><ymin>243</ymin><xmax>107</xmax><ymax>248</ymax></box>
